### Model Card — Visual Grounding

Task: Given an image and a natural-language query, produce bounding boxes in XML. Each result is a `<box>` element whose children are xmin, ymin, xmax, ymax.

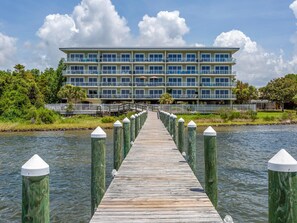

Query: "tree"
<box><xmin>57</xmin><ymin>84</ymin><xmax>86</xmax><ymax>104</ymax></box>
<box><xmin>260</xmin><ymin>76</ymin><xmax>297</xmax><ymax>111</ymax></box>
<box><xmin>159</xmin><ymin>93</ymin><xmax>174</xmax><ymax>104</ymax></box>
<box><xmin>233</xmin><ymin>80</ymin><xmax>258</xmax><ymax>104</ymax></box>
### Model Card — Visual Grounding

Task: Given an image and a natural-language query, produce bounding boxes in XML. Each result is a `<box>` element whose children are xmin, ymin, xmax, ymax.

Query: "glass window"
<box><xmin>70</xmin><ymin>54</ymin><xmax>84</xmax><ymax>61</ymax></box>
<box><xmin>135</xmin><ymin>66</ymin><xmax>144</xmax><ymax>74</ymax></box>
<box><xmin>149</xmin><ymin>66</ymin><xmax>163</xmax><ymax>74</ymax></box>
<box><xmin>202</xmin><ymin>89</ymin><xmax>211</xmax><ymax>96</ymax></box>
<box><xmin>121</xmin><ymin>53</ymin><xmax>130</xmax><ymax>62</ymax></box>
<box><xmin>186</xmin><ymin>78</ymin><xmax>196</xmax><ymax>86</ymax></box>
<box><xmin>201</xmin><ymin>66</ymin><xmax>210</xmax><ymax>74</ymax></box>
<box><xmin>167</xmin><ymin>66</ymin><xmax>182</xmax><ymax>74</ymax></box>
<box><xmin>172</xmin><ymin>89</ymin><xmax>182</xmax><ymax>94</ymax></box>
<box><xmin>201</xmin><ymin>78</ymin><xmax>211</xmax><ymax>86</ymax></box>
<box><xmin>121</xmin><ymin>89</ymin><xmax>130</xmax><ymax>94</ymax></box>
<box><xmin>88</xmin><ymin>54</ymin><xmax>98</xmax><ymax>62</ymax></box>
<box><xmin>149</xmin><ymin>89</ymin><xmax>163</xmax><ymax>95</ymax></box>
<box><xmin>186</xmin><ymin>89</ymin><xmax>196</xmax><ymax>95</ymax></box>
<box><xmin>215</xmin><ymin>90</ymin><xmax>229</xmax><ymax>95</ymax></box>
<box><xmin>70</xmin><ymin>66</ymin><xmax>84</xmax><ymax>74</ymax></box>
<box><xmin>102</xmin><ymin>54</ymin><xmax>116</xmax><ymax>62</ymax></box>
<box><xmin>186</xmin><ymin>53</ymin><xmax>196</xmax><ymax>62</ymax></box>
<box><xmin>149</xmin><ymin>54</ymin><xmax>163</xmax><ymax>62</ymax></box>
<box><xmin>167</xmin><ymin>54</ymin><xmax>182</xmax><ymax>62</ymax></box>
<box><xmin>135</xmin><ymin>54</ymin><xmax>145</xmax><ymax>62</ymax></box>
<box><xmin>88</xmin><ymin>90</ymin><xmax>97</xmax><ymax>95</ymax></box>
<box><xmin>215</xmin><ymin>66</ymin><xmax>229</xmax><ymax>74</ymax></box>
<box><xmin>102</xmin><ymin>89</ymin><xmax>116</xmax><ymax>94</ymax></box>
<box><xmin>121</xmin><ymin>66</ymin><xmax>130</xmax><ymax>74</ymax></box>
<box><xmin>135</xmin><ymin>89</ymin><xmax>144</xmax><ymax>94</ymax></box>
<box><xmin>201</xmin><ymin>53</ymin><xmax>211</xmax><ymax>62</ymax></box>
<box><xmin>186</xmin><ymin>66</ymin><xmax>196</xmax><ymax>74</ymax></box>
<box><xmin>121</xmin><ymin>77</ymin><xmax>130</xmax><ymax>82</ymax></box>
<box><xmin>102</xmin><ymin>77</ymin><xmax>116</xmax><ymax>83</ymax></box>
<box><xmin>102</xmin><ymin>66</ymin><xmax>116</xmax><ymax>74</ymax></box>
<box><xmin>70</xmin><ymin>77</ymin><xmax>84</xmax><ymax>83</ymax></box>
<box><xmin>135</xmin><ymin>78</ymin><xmax>145</xmax><ymax>83</ymax></box>
<box><xmin>149</xmin><ymin>77</ymin><xmax>163</xmax><ymax>83</ymax></box>
<box><xmin>88</xmin><ymin>66</ymin><xmax>98</xmax><ymax>74</ymax></box>
<box><xmin>215</xmin><ymin>53</ymin><xmax>229</xmax><ymax>62</ymax></box>
<box><xmin>89</xmin><ymin>78</ymin><xmax>97</xmax><ymax>82</ymax></box>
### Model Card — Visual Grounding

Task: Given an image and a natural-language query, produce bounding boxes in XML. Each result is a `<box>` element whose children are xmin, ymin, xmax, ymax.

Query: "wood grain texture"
<box><xmin>90</xmin><ymin>112</ymin><xmax>222</xmax><ymax>223</ymax></box>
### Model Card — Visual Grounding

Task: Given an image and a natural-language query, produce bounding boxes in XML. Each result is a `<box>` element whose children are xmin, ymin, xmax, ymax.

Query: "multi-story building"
<box><xmin>59</xmin><ymin>47</ymin><xmax>239</xmax><ymax>104</ymax></box>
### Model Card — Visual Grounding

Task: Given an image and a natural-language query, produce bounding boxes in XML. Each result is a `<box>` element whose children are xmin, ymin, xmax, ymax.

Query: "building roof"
<box><xmin>59</xmin><ymin>47</ymin><xmax>239</xmax><ymax>54</ymax></box>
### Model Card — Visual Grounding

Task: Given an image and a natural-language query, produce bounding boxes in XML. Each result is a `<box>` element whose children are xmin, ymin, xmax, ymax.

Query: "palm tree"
<box><xmin>58</xmin><ymin>85</ymin><xmax>86</xmax><ymax>112</ymax></box>
<box><xmin>159</xmin><ymin>93</ymin><xmax>174</xmax><ymax>104</ymax></box>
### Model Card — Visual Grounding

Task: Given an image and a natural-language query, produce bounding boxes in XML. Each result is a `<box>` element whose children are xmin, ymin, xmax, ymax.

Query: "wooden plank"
<box><xmin>90</xmin><ymin>111</ymin><xmax>223</xmax><ymax>223</ymax></box>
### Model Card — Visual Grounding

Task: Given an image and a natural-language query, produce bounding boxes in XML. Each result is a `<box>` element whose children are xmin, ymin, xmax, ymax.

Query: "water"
<box><xmin>0</xmin><ymin>125</ymin><xmax>297</xmax><ymax>222</ymax></box>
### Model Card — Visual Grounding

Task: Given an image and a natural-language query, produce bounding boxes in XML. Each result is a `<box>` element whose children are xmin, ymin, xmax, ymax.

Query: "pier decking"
<box><xmin>90</xmin><ymin>112</ymin><xmax>223</xmax><ymax>222</ymax></box>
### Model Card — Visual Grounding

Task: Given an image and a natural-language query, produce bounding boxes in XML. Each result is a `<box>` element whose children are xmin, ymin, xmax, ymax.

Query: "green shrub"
<box><xmin>101</xmin><ymin>116</ymin><xmax>115</xmax><ymax>123</ymax></box>
<box><xmin>36</xmin><ymin>107</ymin><xmax>58</xmax><ymax>124</ymax></box>
<box><xmin>246</xmin><ymin>110</ymin><xmax>257</xmax><ymax>121</ymax></box>
<box><xmin>263</xmin><ymin>116</ymin><xmax>275</xmax><ymax>121</ymax></box>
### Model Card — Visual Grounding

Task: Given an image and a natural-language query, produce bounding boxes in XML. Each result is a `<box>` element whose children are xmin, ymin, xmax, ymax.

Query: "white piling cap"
<box><xmin>203</xmin><ymin>126</ymin><xmax>217</xmax><ymax>136</ymax></box>
<box><xmin>187</xmin><ymin>120</ymin><xmax>197</xmax><ymax>128</ymax></box>
<box><xmin>130</xmin><ymin>115</ymin><xmax>135</xmax><ymax>119</ymax></box>
<box><xmin>113</xmin><ymin>120</ymin><xmax>122</xmax><ymax>127</ymax></box>
<box><xmin>172</xmin><ymin>114</ymin><xmax>177</xmax><ymax>119</ymax></box>
<box><xmin>178</xmin><ymin>118</ymin><xmax>185</xmax><ymax>122</ymax></box>
<box><xmin>135</xmin><ymin>114</ymin><xmax>138</xmax><ymax>117</ymax></box>
<box><xmin>170</xmin><ymin>113</ymin><xmax>174</xmax><ymax>117</ymax></box>
<box><xmin>91</xmin><ymin>126</ymin><xmax>106</xmax><ymax>138</ymax></box>
<box><xmin>21</xmin><ymin>154</ymin><xmax>49</xmax><ymax>177</ymax></box>
<box><xmin>268</xmin><ymin>149</ymin><xmax>297</xmax><ymax>172</ymax></box>
<box><xmin>123</xmin><ymin>117</ymin><xmax>130</xmax><ymax>123</ymax></box>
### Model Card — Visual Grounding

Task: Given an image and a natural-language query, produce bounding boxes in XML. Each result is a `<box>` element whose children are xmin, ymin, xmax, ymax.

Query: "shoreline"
<box><xmin>0</xmin><ymin>120</ymin><xmax>296</xmax><ymax>133</ymax></box>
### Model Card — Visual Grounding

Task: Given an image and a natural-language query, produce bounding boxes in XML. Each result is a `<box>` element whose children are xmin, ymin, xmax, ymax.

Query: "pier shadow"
<box><xmin>190</xmin><ymin>187</ymin><xmax>204</xmax><ymax>193</ymax></box>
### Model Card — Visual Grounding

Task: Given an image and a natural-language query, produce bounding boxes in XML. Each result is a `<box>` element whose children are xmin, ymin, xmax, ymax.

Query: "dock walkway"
<box><xmin>90</xmin><ymin>111</ymin><xmax>223</xmax><ymax>222</ymax></box>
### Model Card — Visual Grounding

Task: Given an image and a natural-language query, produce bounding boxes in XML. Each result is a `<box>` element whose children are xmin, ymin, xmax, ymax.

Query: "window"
<box><xmin>102</xmin><ymin>66</ymin><xmax>116</xmax><ymax>74</ymax></box>
<box><xmin>186</xmin><ymin>66</ymin><xmax>196</xmax><ymax>74</ymax></box>
<box><xmin>70</xmin><ymin>66</ymin><xmax>84</xmax><ymax>74</ymax></box>
<box><xmin>88</xmin><ymin>53</ymin><xmax>98</xmax><ymax>62</ymax></box>
<box><xmin>121</xmin><ymin>66</ymin><xmax>130</xmax><ymax>74</ymax></box>
<box><xmin>168</xmin><ymin>78</ymin><xmax>182</xmax><ymax>86</ymax></box>
<box><xmin>102</xmin><ymin>89</ymin><xmax>116</xmax><ymax>95</ymax></box>
<box><xmin>149</xmin><ymin>54</ymin><xmax>163</xmax><ymax>62</ymax></box>
<box><xmin>172</xmin><ymin>89</ymin><xmax>182</xmax><ymax>98</ymax></box>
<box><xmin>215</xmin><ymin>66</ymin><xmax>229</xmax><ymax>74</ymax></box>
<box><xmin>70</xmin><ymin>78</ymin><xmax>84</xmax><ymax>85</ymax></box>
<box><xmin>121</xmin><ymin>77</ymin><xmax>130</xmax><ymax>82</ymax></box>
<box><xmin>201</xmin><ymin>89</ymin><xmax>211</xmax><ymax>98</ymax></box>
<box><xmin>201</xmin><ymin>66</ymin><xmax>210</xmax><ymax>74</ymax></box>
<box><xmin>167</xmin><ymin>53</ymin><xmax>182</xmax><ymax>62</ymax></box>
<box><xmin>121</xmin><ymin>89</ymin><xmax>130</xmax><ymax>95</ymax></box>
<box><xmin>201</xmin><ymin>53</ymin><xmax>211</xmax><ymax>62</ymax></box>
<box><xmin>149</xmin><ymin>89</ymin><xmax>163</xmax><ymax>95</ymax></box>
<box><xmin>88</xmin><ymin>66</ymin><xmax>98</xmax><ymax>74</ymax></box>
<box><xmin>215</xmin><ymin>53</ymin><xmax>230</xmax><ymax>62</ymax></box>
<box><xmin>186</xmin><ymin>53</ymin><xmax>196</xmax><ymax>62</ymax></box>
<box><xmin>121</xmin><ymin>53</ymin><xmax>130</xmax><ymax>62</ymax></box>
<box><xmin>215</xmin><ymin>90</ymin><xmax>229</xmax><ymax>98</ymax></box>
<box><xmin>135</xmin><ymin>66</ymin><xmax>144</xmax><ymax>74</ymax></box>
<box><xmin>167</xmin><ymin>66</ymin><xmax>182</xmax><ymax>74</ymax></box>
<box><xmin>149</xmin><ymin>66</ymin><xmax>163</xmax><ymax>74</ymax></box>
<box><xmin>88</xmin><ymin>90</ymin><xmax>98</xmax><ymax>98</ymax></box>
<box><xmin>102</xmin><ymin>77</ymin><xmax>116</xmax><ymax>86</ymax></box>
<box><xmin>102</xmin><ymin>54</ymin><xmax>116</xmax><ymax>62</ymax></box>
<box><xmin>88</xmin><ymin>78</ymin><xmax>97</xmax><ymax>86</ymax></box>
<box><xmin>201</xmin><ymin>78</ymin><xmax>211</xmax><ymax>86</ymax></box>
<box><xmin>215</xmin><ymin>78</ymin><xmax>229</xmax><ymax>86</ymax></box>
<box><xmin>149</xmin><ymin>77</ymin><xmax>163</xmax><ymax>83</ymax></box>
<box><xmin>70</xmin><ymin>54</ymin><xmax>84</xmax><ymax>61</ymax></box>
<box><xmin>186</xmin><ymin>89</ymin><xmax>196</xmax><ymax>95</ymax></box>
<box><xmin>135</xmin><ymin>89</ymin><xmax>144</xmax><ymax>94</ymax></box>
<box><xmin>135</xmin><ymin>77</ymin><xmax>145</xmax><ymax>83</ymax></box>
<box><xmin>186</xmin><ymin>78</ymin><xmax>196</xmax><ymax>86</ymax></box>
<box><xmin>135</xmin><ymin>53</ymin><xmax>145</xmax><ymax>62</ymax></box>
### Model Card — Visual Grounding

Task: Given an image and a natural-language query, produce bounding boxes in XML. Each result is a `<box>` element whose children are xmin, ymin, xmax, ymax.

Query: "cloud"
<box><xmin>35</xmin><ymin>0</ymin><xmax>131</xmax><ymax>67</ymax></box>
<box><xmin>290</xmin><ymin>0</ymin><xmax>297</xmax><ymax>18</ymax></box>
<box><xmin>214</xmin><ymin>30</ymin><xmax>295</xmax><ymax>87</ymax></box>
<box><xmin>137</xmin><ymin>11</ymin><xmax>189</xmax><ymax>46</ymax></box>
<box><xmin>0</xmin><ymin>32</ymin><xmax>17</xmax><ymax>70</ymax></box>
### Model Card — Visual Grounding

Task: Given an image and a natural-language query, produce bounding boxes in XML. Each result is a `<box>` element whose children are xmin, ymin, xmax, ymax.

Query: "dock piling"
<box><xmin>113</xmin><ymin>120</ymin><xmax>123</xmax><ymax>170</ymax></box>
<box><xmin>21</xmin><ymin>154</ymin><xmax>50</xmax><ymax>223</ymax></box>
<box><xmin>130</xmin><ymin>115</ymin><xmax>135</xmax><ymax>142</ymax></box>
<box><xmin>187</xmin><ymin>120</ymin><xmax>197</xmax><ymax>174</ymax></box>
<box><xmin>123</xmin><ymin>117</ymin><xmax>131</xmax><ymax>158</ymax></box>
<box><xmin>268</xmin><ymin>149</ymin><xmax>297</xmax><ymax>222</ymax></box>
<box><xmin>178</xmin><ymin>118</ymin><xmax>185</xmax><ymax>153</ymax></box>
<box><xmin>135</xmin><ymin>114</ymin><xmax>139</xmax><ymax>138</ymax></box>
<box><xmin>172</xmin><ymin>114</ymin><xmax>177</xmax><ymax>143</ymax></box>
<box><xmin>203</xmin><ymin>126</ymin><xmax>218</xmax><ymax>208</ymax></box>
<box><xmin>91</xmin><ymin>127</ymin><xmax>106</xmax><ymax>216</ymax></box>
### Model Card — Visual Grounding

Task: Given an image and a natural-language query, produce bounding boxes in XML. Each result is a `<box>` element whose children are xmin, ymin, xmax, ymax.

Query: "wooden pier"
<box><xmin>90</xmin><ymin>111</ymin><xmax>223</xmax><ymax>222</ymax></box>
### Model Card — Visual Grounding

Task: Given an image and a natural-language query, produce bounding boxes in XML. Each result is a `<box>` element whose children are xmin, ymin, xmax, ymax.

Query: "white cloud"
<box><xmin>138</xmin><ymin>11</ymin><xmax>189</xmax><ymax>46</ymax></box>
<box><xmin>0</xmin><ymin>32</ymin><xmax>17</xmax><ymax>70</ymax></box>
<box><xmin>214</xmin><ymin>30</ymin><xmax>296</xmax><ymax>87</ymax></box>
<box><xmin>290</xmin><ymin>0</ymin><xmax>297</xmax><ymax>18</ymax></box>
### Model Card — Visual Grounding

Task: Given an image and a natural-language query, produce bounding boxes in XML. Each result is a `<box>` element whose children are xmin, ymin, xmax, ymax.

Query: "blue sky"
<box><xmin>0</xmin><ymin>0</ymin><xmax>297</xmax><ymax>86</ymax></box>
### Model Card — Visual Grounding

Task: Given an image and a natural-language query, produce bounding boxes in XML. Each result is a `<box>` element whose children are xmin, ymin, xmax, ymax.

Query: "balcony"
<box><xmin>134</xmin><ymin>70</ymin><xmax>165</xmax><ymax>75</ymax></box>
<box><xmin>87</xmin><ymin>94</ymin><xmax>99</xmax><ymax>98</ymax></box>
<box><xmin>200</xmin><ymin>82</ymin><xmax>236</xmax><ymax>87</ymax></box>
<box><xmin>101</xmin><ymin>82</ymin><xmax>131</xmax><ymax>87</ymax></box>
<box><xmin>199</xmin><ymin>58</ymin><xmax>236</xmax><ymax>63</ymax></box>
<box><xmin>200</xmin><ymin>94</ymin><xmax>236</xmax><ymax>99</ymax></box>
<box><xmin>65</xmin><ymin>82</ymin><xmax>98</xmax><ymax>87</ymax></box>
<box><xmin>166</xmin><ymin>82</ymin><xmax>197</xmax><ymax>87</ymax></box>
<box><xmin>134</xmin><ymin>82</ymin><xmax>165</xmax><ymax>87</ymax></box>
<box><xmin>66</xmin><ymin>58</ymin><xmax>98</xmax><ymax>63</ymax></box>
<box><xmin>100</xmin><ymin>94</ymin><xmax>131</xmax><ymax>99</ymax></box>
<box><xmin>172</xmin><ymin>94</ymin><xmax>198</xmax><ymax>99</ymax></box>
<box><xmin>166</xmin><ymin>70</ymin><xmax>199</xmax><ymax>75</ymax></box>
<box><xmin>63</xmin><ymin>70</ymin><xmax>99</xmax><ymax>75</ymax></box>
<box><xmin>200</xmin><ymin>70</ymin><xmax>236</xmax><ymax>75</ymax></box>
<box><xmin>134</xmin><ymin>94</ymin><xmax>162</xmax><ymax>99</ymax></box>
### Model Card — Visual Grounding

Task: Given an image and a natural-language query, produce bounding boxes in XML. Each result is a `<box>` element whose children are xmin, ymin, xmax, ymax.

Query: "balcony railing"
<box><xmin>134</xmin><ymin>82</ymin><xmax>165</xmax><ymax>86</ymax></box>
<box><xmin>65</xmin><ymin>82</ymin><xmax>98</xmax><ymax>86</ymax></box>
<box><xmin>172</xmin><ymin>94</ymin><xmax>198</xmax><ymax>98</ymax></box>
<box><xmin>87</xmin><ymin>94</ymin><xmax>99</xmax><ymax>98</ymax></box>
<box><xmin>101</xmin><ymin>82</ymin><xmax>131</xmax><ymax>86</ymax></box>
<box><xmin>166</xmin><ymin>82</ymin><xmax>197</xmax><ymax>87</ymax></box>
<box><xmin>201</xmin><ymin>94</ymin><xmax>236</xmax><ymax>99</ymax></box>
<box><xmin>200</xmin><ymin>82</ymin><xmax>236</xmax><ymax>87</ymax></box>
<box><xmin>200</xmin><ymin>70</ymin><xmax>236</xmax><ymax>75</ymax></box>
<box><xmin>63</xmin><ymin>70</ymin><xmax>99</xmax><ymax>75</ymax></box>
<box><xmin>66</xmin><ymin>58</ymin><xmax>98</xmax><ymax>62</ymax></box>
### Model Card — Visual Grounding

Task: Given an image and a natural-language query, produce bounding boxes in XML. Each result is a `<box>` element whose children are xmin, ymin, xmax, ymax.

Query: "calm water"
<box><xmin>0</xmin><ymin>125</ymin><xmax>297</xmax><ymax>222</ymax></box>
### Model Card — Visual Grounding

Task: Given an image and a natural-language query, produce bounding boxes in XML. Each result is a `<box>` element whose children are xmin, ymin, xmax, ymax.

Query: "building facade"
<box><xmin>60</xmin><ymin>47</ymin><xmax>239</xmax><ymax>104</ymax></box>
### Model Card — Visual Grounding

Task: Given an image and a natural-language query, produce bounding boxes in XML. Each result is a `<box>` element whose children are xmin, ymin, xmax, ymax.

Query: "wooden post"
<box><xmin>135</xmin><ymin>114</ymin><xmax>139</xmax><ymax>138</ymax></box>
<box><xmin>169</xmin><ymin>113</ymin><xmax>173</xmax><ymax>136</ymax></box>
<box><xmin>137</xmin><ymin>113</ymin><xmax>141</xmax><ymax>133</ymax></box>
<box><xmin>123</xmin><ymin>117</ymin><xmax>131</xmax><ymax>158</ymax></box>
<box><xmin>187</xmin><ymin>121</ymin><xmax>197</xmax><ymax>174</ymax></box>
<box><xmin>91</xmin><ymin>127</ymin><xmax>106</xmax><ymax>216</ymax></box>
<box><xmin>203</xmin><ymin>126</ymin><xmax>218</xmax><ymax>208</ymax></box>
<box><xmin>178</xmin><ymin>118</ymin><xmax>185</xmax><ymax>153</ymax></box>
<box><xmin>130</xmin><ymin>115</ymin><xmax>135</xmax><ymax>142</ymax></box>
<box><xmin>268</xmin><ymin>149</ymin><xmax>297</xmax><ymax>222</ymax></box>
<box><xmin>172</xmin><ymin>114</ymin><xmax>177</xmax><ymax>143</ymax></box>
<box><xmin>21</xmin><ymin>154</ymin><xmax>50</xmax><ymax>223</ymax></box>
<box><xmin>113</xmin><ymin>120</ymin><xmax>123</xmax><ymax>170</ymax></box>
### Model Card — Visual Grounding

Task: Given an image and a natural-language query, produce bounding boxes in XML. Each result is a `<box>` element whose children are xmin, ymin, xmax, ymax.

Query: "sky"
<box><xmin>0</xmin><ymin>0</ymin><xmax>297</xmax><ymax>86</ymax></box>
